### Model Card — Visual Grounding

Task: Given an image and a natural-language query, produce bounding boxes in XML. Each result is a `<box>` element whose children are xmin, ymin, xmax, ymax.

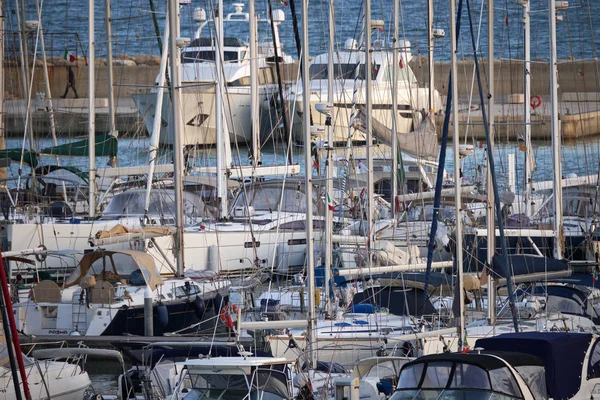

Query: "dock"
<box><xmin>437</xmin><ymin>92</ymin><xmax>600</xmax><ymax>140</ymax></box>
<box><xmin>19</xmin><ymin>333</ymin><xmax>257</xmax><ymax>350</ymax></box>
<box><xmin>3</xmin><ymin>58</ymin><xmax>600</xmax><ymax>141</ymax></box>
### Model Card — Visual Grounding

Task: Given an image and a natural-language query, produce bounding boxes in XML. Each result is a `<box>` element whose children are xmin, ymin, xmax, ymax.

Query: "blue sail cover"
<box><xmin>475</xmin><ymin>332</ymin><xmax>592</xmax><ymax>399</ymax></box>
<box><xmin>491</xmin><ymin>254</ymin><xmax>568</xmax><ymax>278</ymax></box>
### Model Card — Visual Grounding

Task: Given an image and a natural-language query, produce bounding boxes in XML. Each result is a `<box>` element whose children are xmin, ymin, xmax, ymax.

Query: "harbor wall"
<box><xmin>5</xmin><ymin>58</ymin><xmax>600</xmax><ymax>100</ymax></box>
<box><xmin>3</xmin><ymin>58</ymin><xmax>600</xmax><ymax>139</ymax></box>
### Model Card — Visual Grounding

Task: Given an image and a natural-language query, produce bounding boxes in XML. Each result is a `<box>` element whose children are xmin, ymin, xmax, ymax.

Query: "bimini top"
<box><xmin>476</xmin><ymin>332</ymin><xmax>593</xmax><ymax>399</ymax></box>
<box><xmin>396</xmin><ymin>351</ymin><xmax>544</xmax><ymax>399</ymax></box>
<box><xmin>65</xmin><ymin>249</ymin><xmax>163</xmax><ymax>290</ymax></box>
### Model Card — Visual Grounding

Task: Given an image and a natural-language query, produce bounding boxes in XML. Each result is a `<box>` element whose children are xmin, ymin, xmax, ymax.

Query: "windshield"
<box><xmin>231</xmin><ymin>184</ymin><xmax>317</xmax><ymax>214</ymax></box>
<box><xmin>102</xmin><ymin>190</ymin><xmax>206</xmax><ymax>219</ymax></box>
<box><xmin>181</xmin><ymin>50</ymin><xmax>240</xmax><ymax>63</ymax></box>
<box><xmin>392</xmin><ymin>361</ymin><xmax>524</xmax><ymax>400</ymax></box>
<box><xmin>182</xmin><ymin>366</ymin><xmax>290</xmax><ymax>400</ymax></box>
<box><xmin>309</xmin><ymin>63</ymin><xmax>379</xmax><ymax>81</ymax></box>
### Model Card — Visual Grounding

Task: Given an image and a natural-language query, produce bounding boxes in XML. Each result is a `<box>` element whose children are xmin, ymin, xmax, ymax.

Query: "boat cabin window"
<box><xmin>513</xmin><ymin>366</ymin><xmax>547</xmax><ymax>399</ymax></box>
<box><xmin>181</xmin><ymin>50</ymin><xmax>240</xmax><ymax>63</ymax></box>
<box><xmin>392</xmin><ymin>360</ymin><xmax>525</xmax><ymax>400</ymax></box>
<box><xmin>588</xmin><ymin>338</ymin><xmax>600</xmax><ymax>379</ymax></box>
<box><xmin>273</xmin><ymin>219</ymin><xmax>326</xmax><ymax>231</ymax></box>
<box><xmin>309</xmin><ymin>63</ymin><xmax>379</xmax><ymax>81</ymax></box>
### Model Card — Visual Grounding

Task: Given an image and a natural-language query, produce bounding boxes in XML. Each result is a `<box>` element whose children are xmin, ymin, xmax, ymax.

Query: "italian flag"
<box><xmin>63</xmin><ymin>49</ymin><xmax>76</xmax><ymax>63</ymax></box>
<box><xmin>327</xmin><ymin>193</ymin><xmax>335</xmax><ymax>211</ymax></box>
<box><xmin>278</xmin><ymin>0</ymin><xmax>288</xmax><ymax>6</ymax></box>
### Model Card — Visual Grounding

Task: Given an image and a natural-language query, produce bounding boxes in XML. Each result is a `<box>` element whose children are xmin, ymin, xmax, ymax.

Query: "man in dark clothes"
<box><xmin>61</xmin><ymin>66</ymin><xmax>78</xmax><ymax>98</ymax></box>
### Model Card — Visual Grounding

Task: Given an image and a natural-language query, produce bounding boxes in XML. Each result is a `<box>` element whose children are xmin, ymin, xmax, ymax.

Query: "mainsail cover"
<box><xmin>40</xmin><ymin>133</ymin><xmax>118</xmax><ymax>157</ymax></box>
<box><xmin>0</xmin><ymin>149</ymin><xmax>38</xmax><ymax>167</ymax></box>
<box><xmin>354</xmin><ymin>108</ymin><xmax>439</xmax><ymax>161</ymax></box>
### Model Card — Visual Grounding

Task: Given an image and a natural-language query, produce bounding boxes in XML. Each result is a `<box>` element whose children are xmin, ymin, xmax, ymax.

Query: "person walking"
<box><xmin>61</xmin><ymin>65</ymin><xmax>78</xmax><ymax>98</ymax></box>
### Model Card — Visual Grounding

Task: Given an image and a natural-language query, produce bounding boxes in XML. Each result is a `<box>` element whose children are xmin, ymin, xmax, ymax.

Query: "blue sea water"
<box><xmin>3</xmin><ymin>0</ymin><xmax>600</xmax><ymax>192</ymax></box>
<box><xmin>5</xmin><ymin>0</ymin><xmax>599</xmax><ymax>62</ymax></box>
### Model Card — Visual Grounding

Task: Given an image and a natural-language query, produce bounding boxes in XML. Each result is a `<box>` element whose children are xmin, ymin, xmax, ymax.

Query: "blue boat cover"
<box><xmin>475</xmin><ymin>332</ymin><xmax>593</xmax><ymax>399</ymax></box>
<box><xmin>492</xmin><ymin>254</ymin><xmax>568</xmax><ymax>278</ymax></box>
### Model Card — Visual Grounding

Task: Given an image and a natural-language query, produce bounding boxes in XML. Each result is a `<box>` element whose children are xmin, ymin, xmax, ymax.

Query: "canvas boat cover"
<box><xmin>65</xmin><ymin>249</ymin><xmax>163</xmax><ymax>289</ymax></box>
<box><xmin>94</xmin><ymin>224</ymin><xmax>173</xmax><ymax>240</ymax></box>
<box><xmin>475</xmin><ymin>332</ymin><xmax>593</xmax><ymax>399</ymax></box>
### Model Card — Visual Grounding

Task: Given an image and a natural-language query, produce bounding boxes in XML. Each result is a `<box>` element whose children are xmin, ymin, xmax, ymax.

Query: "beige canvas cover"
<box><xmin>32</xmin><ymin>280</ymin><xmax>62</xmax><ymax>303</ymax></box>
<box><xmin>94</xmin><ymin>224</ymin><xmax>173</xmax><ymax>239</ymax></box>
<box><xmin>65</xmin><ymin>249</ymin><xmax>163</xmax><ymax>289</ymax></box>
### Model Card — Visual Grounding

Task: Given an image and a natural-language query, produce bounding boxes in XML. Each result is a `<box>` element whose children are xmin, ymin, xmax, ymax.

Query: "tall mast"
<box><xmin>168</xmin><ymin>0</ymin><xmax>186</xmax><ymax>276</ymax></box>
<box><xmin>427</xmin><ymin>0</ymin><xmax>435</xmax><ymax>110</ymax></box>
<box><xmin>88</xmin><ymin>0</ymin><xmax>97</xmax><ymax>218</ymax></box>
<box><xmin>0</xmin><ymin>2</ymin><xmax>4</xmax><ymax>186</ymax></box>
<box><xmin>324</xmin><ymin>0</ymin><xmax>335</xmax><ymax>316</ymax></box>
<box><xmin>34</xmin><ymin>0</ymin><xmax>67</xmax><ymax>203</ymax></box>
<box><xmin>391</xmin><ymin>0</ymin><xmax>399</xmax><ymax>218</ymax></box>
<box><xmin>104</xmin><ymin>0</ymin><xmax>117</xmax><ymax>167</ymax></box>
<box><xmin>14</xmin><ymin>0</ymin><xmax>36</xmax><ymax>187</ymax></box>
<box><xmin>144</xmin><ymin>15</ymin><xmax>170</xmax><ymax>215</ymax></box>
<box><xmin>215</xmin><ymin>0</ymin><xmax>229</xmax><ymax>220</ymax></box>
<box><xmin>301</xmin><ymin>0</ymin><xmax>316</xmax><ymax>370</ymax></box>
<box><xmin>549</xmin><ymin>0</ymin><xmax>563</xmax><ymax>259</ymax></box>
<box><xmin>249</xmin><ymin>0</ymin><xmax>259</xmax><ymax>167</ymax></box>
<box><xmin>365</xmin><ymin>0</ymin><xmax>374</xmax><ymax>267</ymax></box>
<box><xmin>522</xmin><ymin>0</ymin><xmax>532</xmax><ymax>217</ymax></box>
<box><xmin>486</xmin><ymin>0</ymin><xmax>496</xmax><ymax>324</ymax></box>
<box><xmin>450</xmin><ymin>0</ymin><xmax>465</xmax><ymax>350</ymax></box>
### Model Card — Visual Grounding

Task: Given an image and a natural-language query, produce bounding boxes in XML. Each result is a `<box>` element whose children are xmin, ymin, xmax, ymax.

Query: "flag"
<box><xmin>278</xmin><ymin>0</ymin><xmax>288</xmax><ymax>6</ymax></box>
<box><xmin>63</xmin><ymin>49</ymin><xmax>76</xmax><ymax>63</ymax></box>
<box><xmin>505</xmin><ymin>15</ymin><xmax>509</xmax><ymax>26</ymax></box>
<box><xmin>372</xmin><ymin>61</ymin><xmax>379</xmax><ymax>76</ymax></box>
<box><xmin>200</xmin><ymin>219</ymin><xmax>206</xmax><ymax>230</ymax></box>
<box><xmin>593</xmin><ymin>267</ymin><xmax>598</xmax><ymax>285</ymax></box>
<box><xmin>327</xmin><ymin>193</ymin><xmax>335</xmax><ymax>211</ymax></box>
<box><xmin>399</xmin><ymin>58</ymin><xmax>404</xmax><ymax>69</ymax></box>
<box><xmin>578</xmin><ymin>67</ymin><xmax>584</xmax><ymax>77</ymax></box>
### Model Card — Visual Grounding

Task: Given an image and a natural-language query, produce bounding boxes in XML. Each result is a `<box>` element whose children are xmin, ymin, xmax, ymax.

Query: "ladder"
<box><xmin>71</xmin><ymin>291</ymin><xmax>87</xmax><ymax>334</ymax></box>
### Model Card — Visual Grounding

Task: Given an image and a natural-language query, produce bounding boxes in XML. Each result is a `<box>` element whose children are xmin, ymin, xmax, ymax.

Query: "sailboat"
<box><xmin>13</xmin><ymin>249</ymin><xmax>230</xmax><ymax>336</ymax></box>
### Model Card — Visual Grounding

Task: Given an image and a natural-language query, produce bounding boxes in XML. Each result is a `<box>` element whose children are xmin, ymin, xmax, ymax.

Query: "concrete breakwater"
<box><xmin>3</xmin><ymin>57</ymin><xmax>600</xmax><ymax>140</ymax></box>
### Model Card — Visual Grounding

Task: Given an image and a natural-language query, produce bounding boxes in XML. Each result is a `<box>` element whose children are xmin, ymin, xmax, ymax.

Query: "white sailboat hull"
<box><xmin>149</xmin><ymin>228</ymin><xmax>322</xmax><ymax>274</ymax></box>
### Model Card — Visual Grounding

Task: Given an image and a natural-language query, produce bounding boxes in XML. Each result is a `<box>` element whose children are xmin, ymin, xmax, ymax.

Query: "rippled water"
<box><xmin>5</xmin><ymin>0</ymin><xmax>599</xmax><ymax>62</ymax></box>
<box><xmin>5</xmin><ymin>136</ymin><xmax>600</xmax><ymax>194</ymax></box>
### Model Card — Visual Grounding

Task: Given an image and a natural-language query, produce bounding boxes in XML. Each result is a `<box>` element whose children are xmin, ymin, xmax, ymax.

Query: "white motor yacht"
<box><xmin>286</xmin><ymin>32</ymin><xmax>442</xmax><ymax>145</ymax></box>
<box><xmin>133</xmin><ymin>3</ymin><xmax>293</xmax><ymax>146</ymax></box>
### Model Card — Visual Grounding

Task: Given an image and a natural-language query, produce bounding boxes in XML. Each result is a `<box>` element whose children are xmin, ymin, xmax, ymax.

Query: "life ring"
<box><xmin>530</xmin><ymin>95</ymin><xmax>542</xmax><ymax>110</ymax></box>
<box><xmin>219</xmin><ymin>304</ymin><xmax>238</xmax><ymax>330</ymax></box>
